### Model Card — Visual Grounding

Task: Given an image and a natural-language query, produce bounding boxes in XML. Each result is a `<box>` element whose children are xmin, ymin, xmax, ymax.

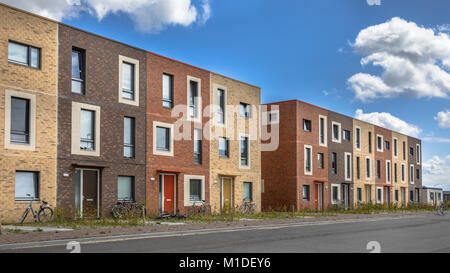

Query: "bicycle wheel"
<box><xmin>112</xmin><ymin>205</ymin><xmax>127</xmax><ymax>219</ymax></box>
<box><xmin>38</xmin><ymin>207</ymin><xmax>54</xmax><ymax>223</ymax></box>
<box><xmin>19</xmin><ymin>209</ymin><xmax>29</xmax><ymax>224</ymax></box>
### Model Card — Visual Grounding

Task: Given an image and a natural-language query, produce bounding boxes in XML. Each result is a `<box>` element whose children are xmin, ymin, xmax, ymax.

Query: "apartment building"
<box><xmin>353</xmin><ymin>119</ymin><xmax>376</xmax><ymax>205</ymax></box>
<box><xmin>261</xmin><ymin>100</ymin><xmax>329</xmax><ymax>211</ymax></box>
<box><xmin>374</xmin><ymin>126</ymin><xmax>393</xmax><ymax>204</ymax></box>
<box><xmin>391</xmin><ymin>131</ymin><xmax>409</xmax><ymax>205</ymax></box>
<box><xmin>327</xmin><ymin>111</ymin><xmax>353</xmax><ymax>209</ymax></box>
<box><xmin>422</xmin><ymin>187</ymin><xmax>443</xmax><ymax>205</ymax></box>
<box><xmin>408</xmin><ymin>136</ymin><xmax>422</xmax><ymax>203</ymax></box>
<box><xmin>56</xmin><ymin>24</ymin><xmax>147</xmax><ymax>218</ymax></box>
<box><xmin>145</xmin><ymin>52</ymin><xmax>211</xmax><ymax>215</ymax></box>
<box><xmin>209</xmin><ymin>73</ymin><xmax>261</xmax><ymax>213</ymax></box>
<box><xmin>0</xmin><ymin>5</ymin><xmax>58</xmax><ymax>222</ymax></box>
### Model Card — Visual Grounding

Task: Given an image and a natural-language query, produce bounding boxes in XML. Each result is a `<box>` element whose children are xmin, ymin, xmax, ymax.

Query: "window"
<box><xmin>122</xmin><ymin>62</ymin><xmax>135</xmax><ymax>100</ymax></box>
<box><xmin>332</xmin><ymin>185</ymin><xmax>339</xmax><ymax>204</ymax></box>
<box><xmin>438</xmin><ymin>193</ymin><xmax>442</xmax><ymax>201</ymax></box>
<box><xmin>386</xmin><ymin>161</ymin><xmax>391</xmax><ymax>182</ymax></box>
<box><xmin>401</xmin><ymin>164</ymin><xmax>405</xmax><ymax>182</ymax></box>
<box><xmin>303</xmin><ymin>119</ymin><xmax>311</xmax><ymax>132</ymax></box>
<box><xmin>194</xmin><ymin>129</ymin><xmax>202</xmax><ymax>164</ymax></box>
<box><xmin>366</xmin><ymin>157</ymin><xmax>371</xmax><ymax>179</ymax></box>
<box><xmin>356</xmin><ymin>127</ymin><xmax>361</xmax><ymax>149</ymax></box>
<box><xmin>368</xmin><ymin>132</ymin><xmax>372</xmax><ymax>153</ymax></box>
<box><xmin>377</xmin><ymin>135</ymin><xmax>383</xmax><ymax>152</ymax></box>
<box><xmin>190</xmin><ymin>179</ymin><xmax>202</xmax><ymax>201</ymax></box>
<box><xmin>8</xmin><ymin>41</ymin><xmax>40</xmax><ymax>69</ymax></box>
<box><xmin>189</xmin><ymin>80</ymin><xmax>199</xmax><ymax>119</ymax></box>
<box><xmin>332</xmin><ymin>122</ymin><xmax>341</xmax><ymax>143</ymax></box>
<box><xmin>395</xmin><ymin>190</ymin><xmax>399</xmax><ymax>202</ymax></box>
<box><xmin>72</xmin><ymin>48</ymin><xmax>85</xmax><ymax>94</ymax></box>
<box><xmin>243</xmin><ymin>182</ymin><xmax>253</xmax><ymax>202</ymax></box>
<box><xmin>356</xmin><ymin>157</ymin><xmax>360</xmax><ymax>179</ymax></box>
<box><xmin>317</xmin><ymin>153</ymin><xmax>324</xmax><ymax>169</ymax></box>
<box><xmin>240</xmin><ymin>136</ymin><xmax>249</xmax><ymax>166</ymax></box>
<box><xmin>304</xmin><ymin>146</ymin><xmax>312</xmax><ymax>175</ymax></box>
<box><xmin>240</xmin><ymin>103</ymin><xmax>251</xmax><ymax>118</ymax></box>
<box><xmin>377</xmin><ymin>188</ymin><xmax>382</xmax><ymax>203</ymax></box>
<box><xmin>345</xmin><ymin>153</ymin><xmax>352</xmax><ymax>180</ymax></box>
<box><xmin>156</xmin><ymin>126</ymin><xmax>170</xmax><ymax>151</ymax></box>
<box><xmin>123</xmin><ymin>117</ymin><xmax>135</xmax><ymax>158</ymax></box>
<box><xmin>118</xmin><ymin>55</ymin><xmax>139</xmax><ymax>106</ymax></box>
<box><xmin>394</xmin><ymin>138</ymin><xmax>398</xmax><ymax>157</ymax></box>
<box><xmin>10</xmin><ymin>97</ymin><xmax>30</xmax><ymax>144</ymax></box>
<box><xmin>15</xmin><ymin>171</ymin><xmax>39</xmax><ymax>201</ymax></box>
<box><xmin>416</xmin><ymin>144</ymin><xmax>421</xmax><ymax>164</ymax></box>
<box><xmin>343</xmin><ymin>130</ymin><xmax>351</xmax><ymax>141</ymax></box>
<box><xmin>385</xmin><ymin>141</ymin><xmax>390</xmax><ymax>151</ymax></box>
<box><xmin>319</xmin><ymin>116</ymin><xmax>327</xmax><ymax>146</ymax></box>
<box><xmin>162</xmin><ymin>73</ymin><xmax>173</xmax><ymax>108</ymax></box>
<box><xmin>118</xmin><ymin>176</ymin><xmax>134</xmax><ymax>201</ymax></box>
<box><xmin>376</xmin><ymin>160</ymin><xmax>381</xmax><ymax>179</ymax></box>
<box><xmin>357</xmin><ymin>188</ymin><xmax>362</xmax><ymax>202</ymax></box>
<box><xmin>331</xmin><ymin>152</ymin><xmax>337</xmax><ymax>174</ymax></box>
<box><xmin>217</xmin><ymin>89</ymin><xmax>225</xmax><ymax>124</ymax></box>
<box><xmin>430</xmin><ymin>192</ymin><xmax>434</xmax><ymax>201</ymax></box>
<box><xmin>410</xmin><ymin>191</ymin><xmax>414</xmax><ymax>202</ymax></box>
<box><xmin>410</xmin><ymin>165</ymin><xmax>414</xmax><ymax>183</ymax></box>
<box><xmin>302</xmin><ymin>185</ymin><xmax>310</xmax><ymax>201</ymax></box>
<box><xmin>394</xmin><ymin>163</ymin><xmax>398</xmax><ymax>183</ymax></box>
<box><xmin>268</xmin><ymin>111</ymin><xmax>279</xmax><ymax>124</ymax></box>
<box><xmin>416</xmin><ymin>169</ymin><xmax>420</xmax><ymax>180</ymax></box>
<box><xmin>80</xmin><ymin>109</ymin><xmax>95</xmax><ymax>151</ymax></box>
<box><xmin>219</xmin><ymin>137</ymin><xmax>229</xmax><ymax>158</ymax></box>
<box><xmin>366</xmin><ymin>186</ymin><xmax>372</xmax><ymax>203</ymax></box>
<box><xmin>409</xmin><ymin>147</ymin><xmax>414</xmax><ymax>156</ymax></box>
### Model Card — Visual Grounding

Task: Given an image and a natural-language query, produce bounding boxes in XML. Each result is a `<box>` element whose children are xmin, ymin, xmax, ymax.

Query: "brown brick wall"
<box><xmin>408</xmin><ymin>136</ymin><xmax>422</xmax><ymax>202</ymax></box>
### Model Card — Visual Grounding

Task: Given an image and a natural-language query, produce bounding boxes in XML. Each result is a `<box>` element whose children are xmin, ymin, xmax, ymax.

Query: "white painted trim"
<box><xmin>71</xmin><ymin>102</ymin><xmax>101</xmax><ymax>157</ymax></box>
<box><xmin>304</xmin><ymin>144</ymin><xmax>313</xmax><ymax>176</ymax></box>
<box><xmin>183</xmin><ymin>175</ymin><xmax>205</xmax><ymax>207</ymax></box>
<box><xmin>355</xmin><ymin>126</ymin><xmax>361</xmax><ymax>151</ymax></box>
<box><xmin>262</xmin><ymin>109</ymin><xmax>280</xmax><ymax>125</ymax></box>
<box><xmin>4</xmin><ymin>89</ymin><xmax>36</xmax><ymax>151</ymax></box>
<box><xmin>376</xmin><ymin>134</ymin><xmax>384</xmax><ymax>152</ymax></box>
<box><xmin>212</xmin><ymin>83</ymin><xmax>227</xmax><ymax>127</ymax></box>
<box><xmin>416</xmin><ymin>144</ymin><xmax>421</xmax><ymax>165</ymax></box>
<box><xmin>344</xmin><ymin>152</ymin><xmax>352</xmax><ymax>181</ymax></box>
<box><xmin>239</xmin><ymin>133</ymin><xmax>251</xmax><ymax>169</ymax></box>
<box><xmin>331</xmin><ymin>121</ymin><xmax>341</xmax><ymax>143</ymax></box>
<box><xmin>153</xmin><ymin>121</ymin><xmax>174</xmax><ymax>157</ymax></box>
<box><xmin>376</xmin><ymin>187</ymin><xmax>384</xmax><ymax>204</ymax></box>
<box><xmin>365</xmin><ymin>156</ymin><xmax>372</xmax><ymax>180</ymax></box>
<box><xmin>118</xmin><ymin>55</ymin><xmax>139</xmax><ymax>106</ymax></box>
<box><xmin>187</xmin><ymin>75</ymin><xmax>202</xmax><ymax>123</ymax></box>
<box><xmin>319</xmin><ymin>115</ymin><xmax>327</xmax><ymax>147</ymax></box>
<box><xmin>410</xmin><ymin>164</ymin><xmax>414</xmax><ymax>184</ymax></box>
<box><xmin>386</xmin><ymin>160</ymin><xmax>391</xmax><ymax>184</ymax></box>
<box><xmin>331</xmin><ymin>184</ymin><xmax>340</xmax><ymax>204</ymax></box>
<box><xmin>393</xmin><ymin>137</ymin><xmax>398</xmax><ymax>158</ymax></box>
<box><xmin>401</xmin><ymin>163</ymin><xmax>406</xmax><ymax>183</ymax></box>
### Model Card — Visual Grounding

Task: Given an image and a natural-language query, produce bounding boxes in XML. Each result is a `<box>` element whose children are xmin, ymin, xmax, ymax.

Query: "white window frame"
<box><xmin>386</xmin><ymin>160</ymin><xmax>391</xmax><ymax>184</ymax></box>
<box><xmin>416</xmin><ymin>144</ymin><xmax>421</xmax><ymax>165</ymax></box>
<box><xmin>187</xmin><ymin>76</ymin><xmax>202</xmax><ymax>123</ymax></box>
<box><xmin>376</xmin><ymin>187</ymin><xmax>383</xmax><ymax>204</ymax></box>
<box><xmin>239</xmin><ymin>133</ymin><xmax>251</xmax><ymax>169</ymax></box>
<box><xmin>331</xmin><ymin>184</ymin><xmax>340</xmax><ymax>204</ymax></box>
<box><xmin>345</xmin><ymin>152</ymin><xmax>352</xmax><ymax>181</ymax></box>
<box><xmin>365</xmin><ymin>156</ymin><xmax>372</xmax><ymax>180</ymax></box>
<box><xmin>401</xmin><ymin>163</ymin><xmax>406</xmax><ymax>183</ymax></box>
<box><xmin>355</xmin><ymin>126</ymin><xmax>361</xmax><ymax>151</ymax></box>
<box><xmin>118</xmin><ymin>55</ymin><xmax>139</xmax><ymax>106</ymax></box>
<box><xmin>183</xmin><ymin>175</ymin><xmax>205</xmax><ymax>207</ymax></box>
<box><xmin>304</xmin><ymin>144</ymin><xmax>313</xmax><ymax>176</ymax></box>
<box><xmin>410</xmin><ymin>164</ymin><xmax>414</xmax><ymax>184</ymax></box>
<box><xmin>212</xmin><ymin>83</ymin><xmax>227</xmax><ymax>127</ymax></box>
<box><xmin>393</xmin><ymin>137</ymin><xmax>398</xmax><ymax>158</ymax></box>
<box><xmin>319</xmin><ymin>115</ymin><xmax>327</xmax><ymax>147</ymax></box>
<box><xmin>4</xmin><ymin>89</ymin><xmax>36</xmax><ymax>151</ymax></box>
<box><xmin>263</xmin><ymin>110</ymin><xmax>280</xmax><ymax>125</ymax></box>
<box><xmin>376</xmin><ymin>134</ymin><xmax>384</xmax><ymax>152</ymax></box>
<box><xmin>153</xmin><ymin>121</ymin><xmax>174</xmax><ymax>157</ymax></box>
<box><xmin>331</xmin><ymin>121</ymin><xmax>341</xmax><ymax>143</ymax></box>
<box><xmin>71</xmin><ymin>102</ymin><xmax>101</xmax><ymax>157</ymax></box>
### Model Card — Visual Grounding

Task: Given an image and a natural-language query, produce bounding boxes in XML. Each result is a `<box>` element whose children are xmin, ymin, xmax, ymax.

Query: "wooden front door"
<box><xmin>163</xmin><ymin>175</ymin><xmax>175</xmax><ymax>214</ymax></box>
<box><xmin>75</xmin><ymin>169</ymin><xmax>99</xmax><ymax>218</ymax></box>
<box><xmin>222</xmin><ymin>178</ymin><xmax>233</xmax><ymax>213</ymax></box>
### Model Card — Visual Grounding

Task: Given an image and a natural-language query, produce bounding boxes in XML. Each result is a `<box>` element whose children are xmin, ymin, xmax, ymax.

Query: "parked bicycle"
<box><xmin>188</xmin><ymin>200</ymin><xmax>211</xmax><ymax>216</ymax></box>
<box><xmin>436</xmin><ymin>203</ymin><xmax>446</xmax><ymax>216</ymax></box>
<box><xmin>19</xmin><ymin>194</ymin><xmax>54</xmax><ymax>224</ymax></box>
<box><xmin>111</xmin><ymin>200</ymin><xmax>145</xmax><ymax>219</ymax></box>
<box><xmin>239</xmin><ymin>202</ymin><xmax>256</xmax><ymax>214</ymax></box>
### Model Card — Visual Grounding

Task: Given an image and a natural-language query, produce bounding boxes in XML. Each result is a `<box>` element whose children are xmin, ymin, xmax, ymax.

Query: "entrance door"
<box><xmin>221</xmin><ymin>177</ymin><xmax>233</xmax><ymax>213</ymax></box>
<box><xmin>161</xmin><ymin>174</ymin><xmax>176</xmax><ymax>214</ymax></box>
<box><xmin>314</xmin><ymin>183</ymin><xmax>323</xmax><ymax>211</ymax></box>
<box><xmin>401</xmin><ymin>188</ymin><xmax>406</xmax><ymax>205</ymax></box>
<box><xmin>365</xmin><ymin>185</ymin><xmax>372</xmax><ymax>203</ymax></box>
<box><xmin>384</xmin><ymin>187</ymin><xmax>390</xmax><ymax>205</ymax></box>
<box><xmin>75</xmin><ymin>169</ymin><xmax>100</xmax><ymax>218</ymax></box>
<box><xmin>415</xmin><ymin>188</ymin><xmax>420</xmax><ymax>203</ymax></box>
<box><xmin>342</xmin><ymin>184</ymin><xmax>349</xmax><ymax>210</ymax></box>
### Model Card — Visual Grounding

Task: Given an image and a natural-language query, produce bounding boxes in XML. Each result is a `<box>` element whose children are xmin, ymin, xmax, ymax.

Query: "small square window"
<box><xmin>343</xmin><ymin>130</ymin><xmax>351</xmax><ymax>141</ymax></box>
<box><xmin>240</xmin><ymin>103</ymin><xmax>252</xmax><ymax>118</ymax></box>
<box><xmin>303</xmin><ymin>119</ymin><xmax>311</xmax><ymax>132</ymax></box>
<box><xmin>156</xmin><ymin>126</ymin><xmax>170</xmax><ymax>151</ymax></box>
<box><xmin>15</xmin><ymin>171</ymin><xmax>39</xmax><ymax>201</ymax></box>
<box><xmin>385</xmin><ymin>141</ymin><xmax>390</xmax><ymax>150</ymax></box>
<box><xmin>243</xmin><ymin>182</ymin><xmax>253</xmax><ymax>202</ymax></box>
<box><xmin>302</xmin><ymin>185</ymin><xmax>310</xmax><ymax>201</ymax></box>
<box><xmin>190</xmin><ymin>179</ymin><xmax>202</xmax><ymax>201</ymax></box>
<box><xmin>317</xmin><ymin>153</ymin><xmax>324</xmax><ymax>169</ymax></box>
<box><xmin>118</xmin><ymin>176</ymin><xmax>134</xmax><ymax>201</ymax></box>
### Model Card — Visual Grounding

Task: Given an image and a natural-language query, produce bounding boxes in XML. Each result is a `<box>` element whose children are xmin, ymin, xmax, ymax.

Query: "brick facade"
<box><xmin>374</xmin><ymin>126</ymin><xmax>393</xmax><ymax>204</ymax></box>
<box><xmin>407</xmin><ymin>136</ymin><xmax>422</xmax><ymax>203</ymax></box>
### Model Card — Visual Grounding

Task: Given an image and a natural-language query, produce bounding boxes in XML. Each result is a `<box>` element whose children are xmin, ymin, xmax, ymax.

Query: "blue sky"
<box><xmin>3</xmin><ymin>0</ymin><xmax>449</xmax><ymax>188</ymax></box>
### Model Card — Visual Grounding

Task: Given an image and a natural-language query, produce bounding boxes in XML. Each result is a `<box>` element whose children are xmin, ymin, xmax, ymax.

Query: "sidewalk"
<box><xmin>0</xmin><ymin>211</ymin><xmax>433</xmax><ymax>246</ymax></box>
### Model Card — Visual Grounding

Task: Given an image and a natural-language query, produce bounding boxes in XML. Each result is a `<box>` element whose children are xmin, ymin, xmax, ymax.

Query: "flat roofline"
<box><xmin>210</xmin><ymin>72</ymin><xmax>260</xmax><ymax>89</ymax></box>
<box><xmin>423</xmin><ymin>187</ymin><xmax>443</xmax><ymax>190</ymax></box>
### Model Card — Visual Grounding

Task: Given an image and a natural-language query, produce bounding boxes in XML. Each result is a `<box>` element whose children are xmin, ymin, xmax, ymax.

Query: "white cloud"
<box><xmin>422</xmin><ymin>137</ymin><xmax>450</xmax><ymax>143</ymax></box>
<box><xmin>423</xmin><ymin>155</ymin><xmax>450</xmax><ymax>190</ymax></box>
<box><xmin>0</xmin><ymin>0</ymin><xmax>211</xmax><ymax>33</ymax></box>
<box><xmin>347</xmin><ymin>17</ymin><xmax>450</xmax><ymax>102</ymax></box>
<box><xmin>435</xmin><ymin>110</ymin><xmax>450</xmax><ymax>128</ymax></box>
<box><xmin>354</xmin><ymin>109</ymin><xmax>422</xmax><ymax>137</ymax></box>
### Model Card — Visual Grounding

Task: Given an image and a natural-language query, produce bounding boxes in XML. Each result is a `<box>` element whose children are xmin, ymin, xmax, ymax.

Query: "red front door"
<box><xmin>163</xmin><ymin>175</ymin><xmax>175</xmax><ymax>214</ymax></box>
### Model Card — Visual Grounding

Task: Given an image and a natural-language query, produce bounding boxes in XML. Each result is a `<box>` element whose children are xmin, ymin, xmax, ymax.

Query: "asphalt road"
<box><xmin>1</xmin><ymin>213</ymin><xmax>450</xmax><ymax>253</ymax></box>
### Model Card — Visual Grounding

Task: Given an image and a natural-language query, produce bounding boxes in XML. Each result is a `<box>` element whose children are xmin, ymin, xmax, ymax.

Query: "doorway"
<box><xmin>314</xmin><ymin>183</ymin><xmax>323</xmax><ymax>211</ymax></box>
<box><xmin>221</xmin><ymin>177</ymin><xmax>233</xmax><ymax>213</ymax></box>
<box><xmin>384</xmin><ymin>187</ymin><xmax>390</xmax><ymax>204</ymax></box>
<box><xmin>159</xmin><ymin>174</ymin><xmax>176</xmax><ymax>214</ymax></box>
<box><xmin>365</xmin><ymin>185</ymin><xmax>372</xmax><ymax>203</ymax></box>
<box><xmin>75</xmin><ymin>169</ymin><xmax>100</xmax><ymax>218</ymax></box>
<box><xmin>342</xmin><ymin>184</ymin><xmax>349</xmax><ymax>210</ymax></box>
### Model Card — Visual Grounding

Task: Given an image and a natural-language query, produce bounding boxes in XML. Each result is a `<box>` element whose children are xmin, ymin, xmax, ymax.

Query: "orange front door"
<box><xmin>163</xmin><ymin>175</ymin><xmax>175</xmax><ymax>214</ymax></box>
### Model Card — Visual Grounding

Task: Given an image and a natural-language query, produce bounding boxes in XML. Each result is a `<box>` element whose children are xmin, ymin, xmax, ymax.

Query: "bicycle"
<box><xmin>436</xmin><ymin>203</ymin><xmax>446</xmax><ymax>216</ymax></box>
<box><xmin>111</xmin><ymin>200</ymin><xmax>145</xmax><ymax>219</ymax></box>
<box><xmin>239</xmin><ymin>201</ymin><xmax>256</xmax><ymax>214</ymax></box>
<box><xmin>19</xmin><ymin>194</ymin><xmax>54</xmax><ymax>224</ymax></box>
<box><xmin>188</xmin><ymin>200</ymin><xmax>211</xmax><ymax>216</ymax></box>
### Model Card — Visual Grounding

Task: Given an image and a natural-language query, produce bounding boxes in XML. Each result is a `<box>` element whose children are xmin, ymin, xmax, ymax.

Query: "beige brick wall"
<box><xmin>0</xmin><ymin>4</ymin><xmax>58</xmax><ymax>222</ymax></box>
<box><xmin>209</xmin><ymin>73</ymin><xmax>261</xmax><ymax>213</ymax></box>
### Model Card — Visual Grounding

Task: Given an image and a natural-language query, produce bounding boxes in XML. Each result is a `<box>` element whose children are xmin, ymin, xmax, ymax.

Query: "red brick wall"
<box><xmin>374</xmin><ymin>126</ymin><xmax>393</xmax><ymax>202</ymax></box>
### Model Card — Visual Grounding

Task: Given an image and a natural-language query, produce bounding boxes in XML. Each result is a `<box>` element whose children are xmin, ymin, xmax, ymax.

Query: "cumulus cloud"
<box><xmin>435</xmin><ymin>110</ymin><xmax>450</xmax><ymax>128</ymax></box>
<box><xmin>0</xmin><ymin>0</ymin><xmax>211</xmax><ymax>33</ymax></box>
<box><xmin>347</xmin><ymin>17</ymin><xmax>450</xmax><ymax>102</ymax></box>
<box><xmin>422</xmin><ymin>155</ymin><xmax>450</xmax><ymax>190</ymax></box>
<box><xmin>354</xmin><ymin>109</ymin><xmax>422</xmax><ymax>137</ymax></box>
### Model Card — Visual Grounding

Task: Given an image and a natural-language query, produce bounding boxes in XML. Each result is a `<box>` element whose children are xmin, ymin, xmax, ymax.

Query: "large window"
<box><xmin>304</xmin><ymin>146</ymin><xmax>312</xmax><ymax>175</ymax></box>
<box><xmin>376</xmin><ymin>160</ymin><xmax>381</xmax><ymax>179</ymax></box>
<box><xmin>345</xmin><ymin>153</ymin><xmax>352</xmax><ymax>180</ymax></box>
<box><xmin>366</xmin><ymin>157</ymin><xmax>371</xmax><ymax>179</ymax></box>
<box><xmin>219</xmin><ymin>137</ymin><xmax>229</xmax><ymax>158</ymax></box>
<box><xmin>319</xmin><ymin>116</ymin><xmax>326</xmax><ymax>146</ymax></box>
<box><xmin>162</xmin><ymin>73</ymin><xmax>173</xmax><ymax>108</ymax></box>
<box><xmin>401</xmin><ymin>164</ymin><xmax>405</xmax><ymax>182</ymax></box>
<box><xmin>240</xmin><ymin>103</ymin><xmax>251</xmax><ymax>118</ymax></box>
<box><xmin>317</xmin><ymin>153</ymin><xmax>324</xmax><ymax>169</ymax></box>
<box><xmin>80</xmin><ymin>109</ymin><xmax>95</xmax><ymax>150</ymax></box>
<box><xmin>416</xmin><ymin>144</ymin><xmax>421</xmax><ymax>164</ymax></box>
<box><xmin>123</xmin><ymin>117</ymin><xmax>135</xmax><ymax>158</ymax></box>
<box><xmin>194</xmin><ymin>129</ymin><xmax>202</xmax><ymax>164</ymax></box>
<box><xmin>332</xmin><ymin>122</ymin><xmax>341</xmax><ymax>142</ymax></box>
<box><xmin>377</xmin><ymin>135</ymin><xmax>383</xmax><ymax>152</ymax></box>
<box><xmin>302</xmin><ymin>185</ymin><xmax>310</xmax><ymax>201</ymax></box>
<box><xmin>393</xmin><ymin>138</ymin><xmax>398</xmax><ymax>157</ymax></box>
<box><xmin>10</xmin><ymin>97</ymin><xmax>30</xmax><ymax>144</ymax></box>
<box><xmin>331</xmin><ymin>152</ymin><xmax>337</xmax><ymax>174</ymax></box>
<box><xmin>368</xmin><ymin>132</ymin><xmax>372</xmax><ymax>153</ymax></box>
<box><xmin>356</xmin><ymin>157</ymin><xmax>360</xmax><ymax>179</ymax></box>
<box><xmin>356</xmin><ymin>127</ymin><xmax>361</xmax><ymax>149</ymax></box>
<box><xmin>410</xmin><ymin>165</ymin><xmax>414</xmax><ymax>183</ymax></box>
<box><xmin>189</xmin><ymin>179</ymin><xmax>202</xmax><ymax>201</ymax></box>
<box><xmin>394</xmin><ymin>163</ymin><xmax>398</xmax><ymax>183</ymax></box>
<box><xmin>303</xmin><ymin>119</ymin><xmax>311</xmax><ymax>132</ymax></box>
<box><xmin>15</xmin><ymin>171</ymin><xmax>39</xmax><ymax>201</ymax></box>
<box><xmin>122</xmin><ymin>62</ymin><xmax>135</xmax><ymax>100</ymax></box>
<box><xmin>189</xmin><ymin>80</ymin><xmax>199</xmax><ymax>119</ymax></box>
<box><xmin>243</xmin><ymin>182</ymin><xmax>253</xmax><ymax>202</ymax></box>
<box><xmin>118</xmin><ymin>176</ymin><xmax>134</xmax><ymax>201</ymax></box>
<box><xmin>8</xmin><ymin>41</ymin><xmax>40</xmax><ymax>69</ymax></box>
<box><xmin>72</xmin><ymin>48</ymin><xmax>85</xmax><ymax>94</ymax></box>
<box><xmin>241</xmin><ymin>136</ymin><xmax>249</xmax><ymax>166</ymax></box>
<box><xmin>357</xmin><ymin>188</ymin><xmax>362</xmax><ymax>202</ymax></box>
<box><xmin>332</xmin><ymin>185</ymin><xmax>339</xmax><ymax>204</ymax></box>
<box><xmin>377</xmin><ymin>188</ymin><xmax>382</xmax><ymax>203</ymax></box>
<box><xmin>217</xmin><ymin>89</ymin><xmax>225</xmax><ymax>124</ymax></box>
<box><xmin>119</xmin><ymin>55</ymin><xmax>139</xmax><ymax>106</ymax></box>
<box><xmin>403</xmin><ymin>141</ymin><xmax>406</xmax><ymax>160</ymax></box>
<box><xmin>156</xmin><ymin>126</ymin><xmax>170</xmax><ymax>151</ymax></box>
<box><xmin>386</xmin><ymin>161</ymin><xmax>391</xmax><ymax>182</ymax></box>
